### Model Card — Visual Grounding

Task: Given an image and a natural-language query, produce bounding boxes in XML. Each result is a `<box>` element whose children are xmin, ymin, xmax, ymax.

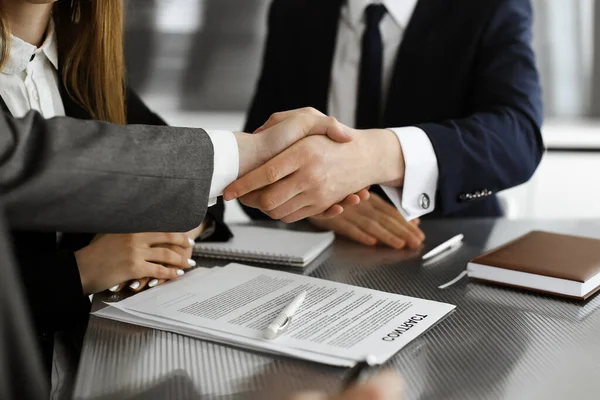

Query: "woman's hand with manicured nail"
<box><xmin>76</xmin><ymin>231</ymin><xmax>196</xmax><ymax>295</ymax></box>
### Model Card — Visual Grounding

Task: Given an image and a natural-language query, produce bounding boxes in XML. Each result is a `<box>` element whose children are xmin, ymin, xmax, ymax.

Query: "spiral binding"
<box><xmin>193</xmin><ymin>247</ymin><xmax>302</xmax><ymax>266</ymax></box>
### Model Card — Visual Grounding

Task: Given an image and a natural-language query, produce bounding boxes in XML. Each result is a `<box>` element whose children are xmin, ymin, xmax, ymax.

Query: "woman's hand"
<box><xmin>123</xmin><ymin>219</ymin><xmax>206</xmax><ymax>292</ymax></box>
<box><xmin>75</xmin><ymin>232</ymin><xmax>196</xmax><ymax>294</ymax></box>
<box><xmin>125</xmin><ymin>223</ymin><xmax>204</xmax><ymax>292</ymax></box>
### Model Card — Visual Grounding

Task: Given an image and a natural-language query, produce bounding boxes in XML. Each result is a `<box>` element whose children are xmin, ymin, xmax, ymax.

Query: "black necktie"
<box><xmin>355</xmin><ymin>4</ymin><xmax>387</xmax><ymax>129</ymax></box>
<box><xmin>356</xmin><ymin>4</ymin><xmax>392</xmax><ymax>204</ymax></box>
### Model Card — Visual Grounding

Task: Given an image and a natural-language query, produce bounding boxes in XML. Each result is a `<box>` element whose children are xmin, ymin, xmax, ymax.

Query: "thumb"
<box><xmin>261</xmin><ymin>114</ymin><xmax>353</xmax><ymax>144</ymax></box>
<box><xmin>303</xmin><ymin>115</ymin><xmax>353</xmax><ymax>143</ymax></box>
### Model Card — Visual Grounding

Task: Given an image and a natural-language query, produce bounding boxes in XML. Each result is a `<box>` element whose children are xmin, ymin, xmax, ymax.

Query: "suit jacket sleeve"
<box><xmin>417</xmin><ymin>0</ymin><xmax>544</xmax><ymax>215</ymax></box>
<box><xmin>123</xmin><ymin>88</ymin><xmax>232</xmax><ymax>241</ymax></box>
<box><xmin>0</xmin><ymin>110</ymin><xmax>214</xmax><ymax>233</ymax></box>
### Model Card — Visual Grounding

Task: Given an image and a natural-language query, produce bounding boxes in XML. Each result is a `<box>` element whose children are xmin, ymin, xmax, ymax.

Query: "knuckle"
<box><xmin>265</xmin><ymin>165</ymin><xmax>280</xmax><ymax>184</ymax></box>
<box><xmin>259</xmin><ymin>193</ymin><xmax>277</xmax><ymax>211</ymax></box>
<box><xmin>308</xmin><ymin>149</ymin><xmax>325</xmax><ymax>164</ymax></box>
<box><xmin>154</xmin><ymin>266</ymin><xmax>167</xmax><ymax>278</ymax></box>
<box><xmin>129</xmin><ymin>247</ymin><xmax>142</xmax><ymax>263</ymax></box>
<box><xmin>326</xmin><ymin>115</ymin><xmax>338</xmax><ymax>125</ymax></box>
<box><xmin>268</xmin><ymin>112</ymin><xmax>280</xmax><ymax>123</ymax></box>
<box><xmin>125</xmin><ymin>242</ymin><xmax>137</xmax><ymax>255</ymax></box>
<box><xmin>267</xmin><ymin>210</ymin><xmax>281</xmax><ymax>220</ymax></box>
<box><xmin>306</xmin><ymin>172</ymin><xmax>321</xmax><ymax>187</ymax></box>
<box><xmin>164</xmin><ymin>232</ymin><xmax>176</xmax><ymax>243</ymax></box>
<box><xmin>314</xmin><ymin>189</ymin><xmax>328</xmax><ymax>205</ymax></box>
<box><xmin>131</xmin><ymin>260</ymin><xmax>145</xmax><ymax>276</ymax></box>
<box><xmin>365</xmin><ymin>220</ymin><xmax>379</xmax><ymax>232</ymax></box>
<box><xmin>126</xmin><ymin>234</ymin><xmax>137</xmax><ymax>246</ymax></box>
<box><xmin>160</xmin><ymin>248</ymin><xmax>174</xmax><ymax>263</ymax></box>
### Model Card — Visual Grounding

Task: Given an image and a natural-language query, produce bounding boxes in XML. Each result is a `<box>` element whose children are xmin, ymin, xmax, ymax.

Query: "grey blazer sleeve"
<box><xmin>0</xmin><ymin>111</ymin><xmax>214</xmax><ymax>233</ymax></box>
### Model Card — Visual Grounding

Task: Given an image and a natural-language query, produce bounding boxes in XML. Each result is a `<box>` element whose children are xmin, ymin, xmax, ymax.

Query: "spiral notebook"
<box><xmin>193</xmin><ymin>225</ymin><xmax>335</xmax><ymax>267</ymax></box>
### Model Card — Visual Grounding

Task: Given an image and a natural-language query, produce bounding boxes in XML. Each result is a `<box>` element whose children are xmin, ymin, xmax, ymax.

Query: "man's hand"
<box><xmin>225</xmin><ymin>127</ymin><xmax>404</xmax><ymax>223</ymax></box>
<box><xmin>309</xmin><ymin>193</ymin><xmax>424</xmax><ymax>249</ymax></box>
<box><xmin>233</xmin><ymin>109</ymin><xmax>370</xmax><ymax>217</ymax></box>
<box><xmin>288</xmin><ymin>371</ymin><xmax>404</xmax><ymax>400</ymax></box>
<box><xmin>233</xmin><ymin>111</ymin><xmax>352</xmax><ymax>177</ymax></box>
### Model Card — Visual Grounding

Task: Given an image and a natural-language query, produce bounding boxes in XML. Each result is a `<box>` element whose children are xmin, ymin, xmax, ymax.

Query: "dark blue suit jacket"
<box><xmin>244</xmin><ymin>0</ymin><xmax>544</xmax><ymax>219</ymax></box>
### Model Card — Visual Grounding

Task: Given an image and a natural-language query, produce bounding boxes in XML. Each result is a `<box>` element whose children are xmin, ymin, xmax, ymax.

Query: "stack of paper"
<box><xmin>95</xmin><ymin>263</ymin><xmax>455</xmax><ymax>367</ymax></box>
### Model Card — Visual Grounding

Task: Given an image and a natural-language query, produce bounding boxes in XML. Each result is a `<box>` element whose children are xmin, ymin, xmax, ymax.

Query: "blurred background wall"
<box><xmin>123</xmin><ymin>0</ymin><xmax>600</xmax><ymax>221</ymax></box>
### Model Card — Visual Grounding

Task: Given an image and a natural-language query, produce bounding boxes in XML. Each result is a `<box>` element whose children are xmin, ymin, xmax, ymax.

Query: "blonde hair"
<box><xmin>0</xmin><ymin>1</ymin><xmax>126</xmax><ymax>124</ymax></box>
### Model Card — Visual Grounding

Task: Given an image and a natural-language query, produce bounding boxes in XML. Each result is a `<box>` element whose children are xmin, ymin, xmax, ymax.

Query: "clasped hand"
<box><xmin>225</xmin><ymin>108</ymin><xmax>397</xmax><ymax>222</ymax></box>
<box><xmin>88</xmin><ymin>107</ymin><xmax>423</xmax><ymax>296</ymax></box>
<box><xmin>228</xmin><ymin>108</ymin><xmax>373</xmax><ymax>220</ymax></box>
<box><xmin>226</xmin><ymin>107</ymin><xmax>425</xmax><ymax>249</ymax></box>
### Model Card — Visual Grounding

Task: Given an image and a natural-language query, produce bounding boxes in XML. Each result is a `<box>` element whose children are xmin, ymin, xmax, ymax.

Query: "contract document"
<box><xmin>94</xmin><ymin>263</ymin><xmax>455</xmax><ymax>367</ymax></box>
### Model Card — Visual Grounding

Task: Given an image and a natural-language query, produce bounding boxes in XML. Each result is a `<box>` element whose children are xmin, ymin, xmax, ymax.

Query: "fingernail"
<box><xmin>394</xmin><ymin>240</ymin><xmax>406</xmax><ymax>249</ymax></box>
<box><xmin>187</xmin><ymin>258</ymin><xmax>196</xmax><ymax>267</ymax></box>
<box><xmin>148</xmin><ymin>279</ymin><xmax>159</xmax><ymax>288</ymax></box>
<box><xmin>410</xmin><ymin>239</ymin><xmax>422</xmax><ymax>248</ymax></box>
<box><xmin>129</xmin><ymin>281</ymin><xmax>140</xmax><ymax>290</ymax></box>
<box><xmin>176</xmin><ymin>269</ymin><xmax>185</xmax><ymax>276</ymax></box>
<box><xmin>188</xmin><ymin>237</ymin><xmax>195</xmax><ymax>247</ymax></box>
<box><xmin>109</xmin><ymin>284</ymin><xmax>120</xmax><ymax>292</ymax></box>
<box><xmin>224</xmin><ymin>192</ymin><xmax>237</xmax><ymax>201</ymax></box>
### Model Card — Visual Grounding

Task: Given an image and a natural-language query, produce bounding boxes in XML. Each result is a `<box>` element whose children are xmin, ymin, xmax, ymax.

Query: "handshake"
<box><xmin>79</xmin><ymin>108</ymin><xmax>421</xmax><ymax>296</ymax></box>
<box><xmin>226</xmin><ymin>108</ymin><xmax>406</xmax><ymax>223</ymax></box>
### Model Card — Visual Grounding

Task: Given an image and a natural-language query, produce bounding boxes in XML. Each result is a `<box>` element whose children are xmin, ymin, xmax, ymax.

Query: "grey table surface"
<box><xmin>72</xmin><ymin>219</ymin><xmax>600</xmax><ymax>400</ymax></box>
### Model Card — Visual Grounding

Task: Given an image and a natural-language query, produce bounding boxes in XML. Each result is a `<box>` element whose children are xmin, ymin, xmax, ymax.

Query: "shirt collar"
<box><xmin>347</xmin><ymin>0</ymin><xmax>419</xmax><ymax>29</ymax></box>
<box><xmin>1</xmin><ymin>19</ymin><xmax>58</xmax><ymax>75</ymax></box>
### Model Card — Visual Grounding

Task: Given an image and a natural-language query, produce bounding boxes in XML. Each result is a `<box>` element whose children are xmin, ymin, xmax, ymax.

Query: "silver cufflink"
<box><xmin>420</xmin><ymin>194</ymin><xmax>430</xmax><ymax>209</ymax></box>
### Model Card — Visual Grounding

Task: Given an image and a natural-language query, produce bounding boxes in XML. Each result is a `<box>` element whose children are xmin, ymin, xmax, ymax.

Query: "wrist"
<box><xmin>359</xmin><ymin>129</ymin><xmax>405</xmax><ymax>187</ymax></box>
<box><xmin>233</xmin><ymin>132</ymin><xmax>259</xmax><ymax>177</ymax></box>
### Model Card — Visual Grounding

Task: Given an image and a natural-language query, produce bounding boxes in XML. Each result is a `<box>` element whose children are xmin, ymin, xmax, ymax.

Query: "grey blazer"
<box><xmin>0</xmin><ymin>109</ymin><xmax>219</xmax><ymax>386</ymax></box>
<box><xmin>0</xmin><ymin>110</ymin><xmax>215</xmax><ymax>233</ymax></box>
<box><xmin>0</xmin><ymin>212</ymin><xmax>47</xmax><ymax>400</ymax></box>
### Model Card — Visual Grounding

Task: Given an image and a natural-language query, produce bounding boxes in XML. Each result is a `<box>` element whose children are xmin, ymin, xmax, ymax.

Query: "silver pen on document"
<box><xmin>263</xmin><ymin>290</ymin><xmax>306</xmax><ymax>340</ymax></box>
<box><xmin>422</xmin><ymin>234</ymin><xmax>464</xmax><ymax>261</ymax></box>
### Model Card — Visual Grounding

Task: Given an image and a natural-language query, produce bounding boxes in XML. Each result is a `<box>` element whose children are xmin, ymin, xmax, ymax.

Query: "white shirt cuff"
<box><xmin>380</xmin><ymin>127</ymin><xmax>439</xmax><ymax>221</ymax></box>
<box><xmin>206</xmin><ymin>130</ymin><xmax>239</xmax><ymax>206</ymax></box>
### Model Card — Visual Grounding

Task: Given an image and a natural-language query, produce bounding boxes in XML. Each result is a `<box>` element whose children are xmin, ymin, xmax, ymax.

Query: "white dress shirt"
<box><xmin>329</xmin><ymin>0</ymin><xmax>439</xmax><ymax>220</ymax></box>
<box><xmin>0</xmin><ymin>24</ymin><xmax>238</xmax><ymax>206</ymax></box>
<box><xmin>0</xmin><ymin>22</ymin><xmax>64</xmax><ymax>119</ymax></box>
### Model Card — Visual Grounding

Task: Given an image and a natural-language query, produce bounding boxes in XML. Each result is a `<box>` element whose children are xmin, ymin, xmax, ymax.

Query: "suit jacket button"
<box><xmin>420</xmin><ymin>194</ymin><xmax>430</xmax><ymax>209</ymax></box>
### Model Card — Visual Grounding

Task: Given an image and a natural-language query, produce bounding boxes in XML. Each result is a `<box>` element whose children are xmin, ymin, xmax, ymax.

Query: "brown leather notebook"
<box><xmin>467</xmin><ymin>231</ymin><xmax>600</xmax><ymax>300</ymax></box>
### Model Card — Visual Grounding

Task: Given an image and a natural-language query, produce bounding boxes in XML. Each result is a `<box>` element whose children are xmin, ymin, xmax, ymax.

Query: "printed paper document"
<box><xmin>94</xmin><ymin>263</ymin><xmax>455</xmax><ymax>366</ymax></box>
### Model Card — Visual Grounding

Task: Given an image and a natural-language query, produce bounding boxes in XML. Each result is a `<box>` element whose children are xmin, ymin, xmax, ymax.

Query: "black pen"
<box><xmin>342</xmin><ymin>355</ymin><xmax>377</xmax><ymax>390</ymax></box>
